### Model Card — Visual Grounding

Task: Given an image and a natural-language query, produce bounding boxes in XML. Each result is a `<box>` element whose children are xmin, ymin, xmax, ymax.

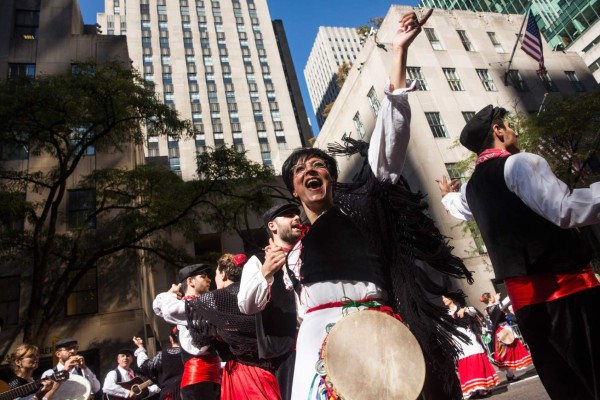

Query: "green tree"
<box><xmin>335</xmin><ymin>62</ymin><xmax>351</xmax><ymax>89</ymax></box>
<box><xmin>0</xmin><ymin>62</ymin><xmax>273</xmax><ymax>348</ymax></box>
<box><xmin>520</xmin><ymin>92</ymin><xmax>600</xmax><ymax>189</ymax></box>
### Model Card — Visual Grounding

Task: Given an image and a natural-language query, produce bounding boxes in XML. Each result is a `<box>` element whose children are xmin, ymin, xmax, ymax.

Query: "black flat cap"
<box><xmin>178</xmin><ymin>263</ymin><xmax>210</xmax><ymax>283</ymax></box>
<box><xmin>460</xmin><ymin>105</ymin><xmax>504</xmax><ymax>154</ymax></box>
<box><xmin>55</xmin><ymin>338</ymin><xmax>78</xmax><ymax>350</ymax></box>
<box><xmin>117</xmin><ymin>348</ymin><xmax>134</xmax><ymax>356</ymax></box>
<box><xmin>263</xmin><ymin>203</ymin><xmax>300</xmax><ymax>226</ymax></box>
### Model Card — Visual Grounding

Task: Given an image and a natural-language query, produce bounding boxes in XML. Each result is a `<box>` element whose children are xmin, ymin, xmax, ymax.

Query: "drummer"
<box><xmin>279</xmin><ymin>9</ymin><xmax>471</xmax><ymax>400</ymax></box>
<box><xmin>41</xmin><ymin>338</ymin><xmax>101</xmax><ymax>396</ymax></box>
<box><xmin>480</xmin><ymin>293</ymin><xmax>533</xmax><ymax>381</ymax></box>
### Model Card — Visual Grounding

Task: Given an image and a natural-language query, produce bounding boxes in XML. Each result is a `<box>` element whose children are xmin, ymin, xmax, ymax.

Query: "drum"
<box><xmin>497</xmin><ymin>325</ymin><xmax>515</xmax><ymax>345</ymax></box>
<box><xmin>53</xmin><ymin>374</ymin><xmax>92</xmax><ymax>400</ymax></box>
<box><xmin>321</xmin><ymin>310</ymin><xmax>425</xmax><ymax>400</ymax></box>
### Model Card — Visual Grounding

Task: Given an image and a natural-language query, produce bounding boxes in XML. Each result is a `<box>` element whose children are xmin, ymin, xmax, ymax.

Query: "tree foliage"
<box><xmin>519</xmin><ymin>92</ymin><xmax>600</xmax><ymax>189</ymax></box>
<box><xmin>0</xmin><ymin>62</ymin><xmax>274</xmax><ymax>347</ymax></box>
<box><xmin>336</xmin><ymin>61</ymin><xmax>351</xmax><ymax>89</ymax></box>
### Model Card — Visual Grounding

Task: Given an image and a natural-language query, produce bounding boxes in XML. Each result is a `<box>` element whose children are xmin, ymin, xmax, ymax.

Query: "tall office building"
<box><xmin>304</xmin><ymin>26</ymin><xmax>362</xmax><ymax>128</ymax></box>
<box><xmin>418</xmin><ymin>1</ymin><xmax>600</xmax><ymax>82</ymax></box>
<box><xmin>418</xmin><ymin>0</ymin><xmax>599</xmax><ymax>51</ymax></box>
<box><xmin>316</xmin><ymin>5</ymin><xmax>596</xmax><ymax>306</ymax></box>
<box><xmin>0</xmin><ymin>0</ymin><xmax>166</xmax><ymax>378</ymax></box>
<box><xmin>98</xmin><ymin>0</ymin><xmax>309</xmax><ymax>180</ymax></box>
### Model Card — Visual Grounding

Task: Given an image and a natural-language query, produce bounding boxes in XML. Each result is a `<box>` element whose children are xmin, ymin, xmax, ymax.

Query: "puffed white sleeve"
<box><xmin>505</xmin><ymin>152</ymin><xmax>600</xmax><ymax>228</ymax></box>
<box><xmin>153</xmin><ymin>292</ymin><xmax>187</xmax><ymax>325</ymax></box>
<box><xmin>238</xmin><ymin>255</ymin><xmax>273</xmax><ymax>314</ymax></box>
<box><xmin>368</xmin><ymin>80</ymin><xmax>416</xmax><ymax>183</ymax></box>
<box><xmin>441</xmin><ymin>184</ymin><xmax>475</xmax><ymax>221</ymax></box>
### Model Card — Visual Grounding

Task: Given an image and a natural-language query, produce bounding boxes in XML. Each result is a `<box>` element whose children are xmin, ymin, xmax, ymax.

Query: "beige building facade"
<box><xmin>97</xmin><ymin>0</ymin><xmax>308</xmax><ymax>180</ymax></box>
<box><xmin>315</xmin><ymin>6</ymin><xmax>597</xmax><ymax>309</ymax></box>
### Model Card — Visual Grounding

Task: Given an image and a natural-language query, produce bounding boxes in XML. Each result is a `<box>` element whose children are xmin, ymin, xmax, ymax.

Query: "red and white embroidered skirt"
<box><xmin>493</xmin><ymin>326</ymin><xmax>533</xmax><ymax>370</ymax></box>
<box><xmin>221</xmin><ymin>360</ymin><xmax>281</xmax><ymax>400</ymax></box>
<box><xmin>458</xmin><ymin>352</ymin><xmax>500</xmax><ymax>395</ymax></box>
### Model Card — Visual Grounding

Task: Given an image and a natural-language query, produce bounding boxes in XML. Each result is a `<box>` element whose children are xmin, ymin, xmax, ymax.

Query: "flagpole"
<box><xmin>504</xmin><ymin>6</ymin><xmax>531</xmax><ymax>86</ymax></box>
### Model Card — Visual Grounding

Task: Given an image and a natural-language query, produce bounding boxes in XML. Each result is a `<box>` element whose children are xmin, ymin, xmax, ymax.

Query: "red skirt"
<box><xmin>221</xmin><ymin>360</ymin><xmax>281</xmax><ymax>400</ymax></box>
<box><xmin>493</xmin><ymin>326</ymin><xmax>533</xmax><ymax>370</ymax></box>
<box><xmin>458</xmin><ymin>353</ymin><xmax>500</xmax><ymax>396</ymax></box>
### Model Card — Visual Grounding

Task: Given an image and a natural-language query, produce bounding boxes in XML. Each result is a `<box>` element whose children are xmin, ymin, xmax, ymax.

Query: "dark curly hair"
<box><xmin>281</xmin><ymin>148</ymin><xmax>338</xmax><ymax>195</ymax></box>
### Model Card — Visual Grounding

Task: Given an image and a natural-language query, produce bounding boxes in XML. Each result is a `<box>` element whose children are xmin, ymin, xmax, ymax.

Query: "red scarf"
<box><xmin>476</xmin><ymin>148</ymin><xmax>512</xmax><ymax>166</ymax></box>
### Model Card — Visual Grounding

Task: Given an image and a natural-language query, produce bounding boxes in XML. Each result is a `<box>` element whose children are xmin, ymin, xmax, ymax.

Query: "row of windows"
<box><xmin>424</xmin><ymin>28</ymin><xmax>505</xmax><ymax>53</ymax></box>
<box><xmin>406</xmin><ymin>66</ymin><xmax>586</xmax><ymax>93</ymax></box>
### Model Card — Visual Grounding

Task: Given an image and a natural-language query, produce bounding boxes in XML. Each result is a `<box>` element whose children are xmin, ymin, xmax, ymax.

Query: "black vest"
<box><xmin>465</xmin><ymin>156</ymin><xmax>592</xmax><ymax>280</ymax></box>
<box><xmin>298</xmin><ymin>207</ymin><xmax>384</xmax><ymax>287</ymax></box>
<box><xmin>253</xmin><ymin>253</ymin><xmax>297</xmax><ymax>360</ymax></box>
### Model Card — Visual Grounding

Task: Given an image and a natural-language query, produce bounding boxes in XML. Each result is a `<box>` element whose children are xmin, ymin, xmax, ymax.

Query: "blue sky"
<box><xmin>78</xmin><ymin>0</ymin><xmax>420</xmax><ymax>135</ymax></box>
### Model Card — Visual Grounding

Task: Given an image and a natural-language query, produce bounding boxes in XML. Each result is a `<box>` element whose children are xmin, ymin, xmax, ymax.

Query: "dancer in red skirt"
<box><xmin>480</xmin><ymin>293</ymin><xmax>532</xmax><ymax>380</ymax></box>
<box><xmin>443</xmin><ymin>296</ymin><xmax>499</xmax><ymax>398</ymax></box>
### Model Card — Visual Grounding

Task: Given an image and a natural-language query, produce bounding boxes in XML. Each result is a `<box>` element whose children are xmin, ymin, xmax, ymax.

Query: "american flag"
<box><xmin>521</xmin><ymin>11</ymin><xmax>546</xmax><ymax>74</ymax></box>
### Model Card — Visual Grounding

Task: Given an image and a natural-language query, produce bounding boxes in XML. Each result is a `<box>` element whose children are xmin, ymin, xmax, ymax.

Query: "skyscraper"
<box><xmin>418</xmin><ymin>0</ymin><xmax>600</xmax><ymax>51</ymax></box>
<box><xmin>304</xmin><ymin>26</ymin><xmax>362</xmax><ymax>128</ymax></box>
<box><xmin>98</xmin><ymin>0</ymin><xmax>309</xmax><ymax>179</ymax></box>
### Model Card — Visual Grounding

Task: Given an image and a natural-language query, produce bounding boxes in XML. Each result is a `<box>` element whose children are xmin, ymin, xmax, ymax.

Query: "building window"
<box><xmin>67</xmin><ymin>189</ymin><xmax>96</xmax><ymax>229</ymax></box>
<box><xmin>565</xmin><ymin>71</ymin><xmax>586</xmax><ymax>92</ymax></box>
<box><xmin>476</xmin><ymin>69</ymin><xmax>497</xmax><ymax>91</ymax></box>
<box><xmin>445</xmin><ymin>162</ymin><xmax>467</xmax><ymax>184</ymax></box>
<box><xmin>14</xmin><ymin>9</ymin><xmax>39</xmax><ymax>40</ymax></box>
<box><xmin>507</xmin><ymin>70</ymin><xmax>529</xmax><ymax>92</ymax></box>
<box><xmin>353</xmin><ymin>112</ymin><xmax>365</xmax><ymax>137</ymax></box>
<box><xmin>457</xmin><ymin>30</ymin><xmax>475</xmax><ymax>51</ymax></box>
<box><xmin>367</xmin><ymin>87</ymin><xmax>380</xmax><ymax>115</ymax></box>
<box><xmin>462</xmin><ymin>111</ymin><xmax>475</xmax><ymax>122</ymax></box>
<box><xmin>443</xmin><ymin>68</ymin><xmax>464</xmax><ymax>91</ymax></box>
<box><xmin>424</xmin><ymin>28</ymin><xmax>443</xmax><ymax>50</ymax></box>
<box><xmin>0</xmin><ymin>277</ymin><xmax>20</xmax><ymax>325</ymax></box>
<box><xmin>407</xmin><ymin>67</ymin><xmax>429</xmax><ymax>91</ymax></box>
<box><xmin>71</xmin><ymin>126</ymin><xmax>96</xmax><ymax>156</ymax></box>
<box><xmin>425</xmin><ymin>112</ymin><xmax>449</xmax><ymax>138</ymax></box>
<box><xmin>539</xmin><ymin>72</ymin><xmax>558</xmax><ymax>92</ymax></box>
<box><xmin>66</xmin><ymin>268</ymin><xmax>98</xmax><ymax>316</ymax></box>
<box><xmin>8</xmin><ymin>63</ymin><xmax>35</xmax><ymax>78</ymax></box>
<box><xmin>487</xmin><ymin>32</ymin><xmax>505</xmax><ymax>53</ymax></box>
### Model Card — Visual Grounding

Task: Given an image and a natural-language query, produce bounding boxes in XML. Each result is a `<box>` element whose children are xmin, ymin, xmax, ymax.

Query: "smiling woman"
<box><xmin>275</xmin><ymin>10</ymin><xmax>474</xmax><ymax>400</ymax></box>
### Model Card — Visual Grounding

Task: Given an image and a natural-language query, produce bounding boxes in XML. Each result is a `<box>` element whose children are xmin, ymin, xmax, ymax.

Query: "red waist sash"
<box><xmin>505</xmin><ymin>266</ymin><xmax>600</xmax><ymax>313</ymax></box>
<box><xmin>181</xmin><ymin>354</ymin><xmax>221</xmax><ymax>388</ymax></box>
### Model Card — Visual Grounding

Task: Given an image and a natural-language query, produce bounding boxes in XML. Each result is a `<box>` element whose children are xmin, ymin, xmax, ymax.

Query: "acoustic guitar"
<box><xmin>104</xmin><ymin>377</ymin><xmax>154</xmax><ymax>400</ymax></box>
<box><xmin>0</xmin><ymin>370</ymin><xmax>69</xmax><ymax>400</ymax></box>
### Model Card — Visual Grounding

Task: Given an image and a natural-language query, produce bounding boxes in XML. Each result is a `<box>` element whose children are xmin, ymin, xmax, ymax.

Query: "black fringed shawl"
<box><xmin>328</xmin><ymin>135</ymin><xmax>474</xmax><ymax>396</ymax></box>
<box><xmin>185</xmin><ymin>283</ymin><xmax>274</xmax><ymax>371</ymax></box>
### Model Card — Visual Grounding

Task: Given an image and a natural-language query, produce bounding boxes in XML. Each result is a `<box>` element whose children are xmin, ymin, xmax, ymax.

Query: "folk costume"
<box><xmin>238</xmin><ymin>248</ymin><xmax>298</xmax><ymax>400</ymax></box>
<box><xmin>283</xmin><ymin>82</ymin><xmax>473</xmax><ymax>400</ymax></box>
<box><xmin>484</xmin><ymin>301</ymin><xmax>532</xmax><ymax>373</ymax></box>
<box><xmin>102</xmin><ymin>354</ymin><xmax>161</xmax><ymax>399</ymax></box>
<box><xmin>442</xmin><ymin>105</ymin><xmax>600</xmax><ymax>400</ymax></box>
<box><xmin>447</xmin><ymin>304</ymin><xmax>499</xmax><ymax>397</ymax></box>
<box><xmin>135</xmin><ymin>345</ymin><xmax>183</xmax><ymax>400</ymax></box>
<box><xmin>153</xmin><ymin>265</ymin><xmax>221</xmax><ymax>400</ymax></box>
<box><xmin>186</xmin><ymin>282</ymin><xmax>281</xmax><ymax>400</ymax></box>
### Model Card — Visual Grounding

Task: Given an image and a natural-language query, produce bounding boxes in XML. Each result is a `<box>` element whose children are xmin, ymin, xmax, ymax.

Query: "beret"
<box><xmin>262</xmin><ymin>203</ymin><xmax>300</xmax><ymax>226</ymax></box>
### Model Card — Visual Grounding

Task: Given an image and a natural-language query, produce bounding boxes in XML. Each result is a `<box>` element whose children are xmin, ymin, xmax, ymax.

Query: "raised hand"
<box><xmin>261</xmin><ymin>238</ymin><xmax>287</xmax><ymax>279</ymax></box>
<box><xmin>133</xmin><ymin>336</ymin><xmax>144</xmax><ymax>349</ymax></box>
<box><xmin>436</xmin><ymin>176</ymin><xmax>460</xmax><ymax>197</ymax></box>
<box><xmin>392</xmin><ymin>9</ymin><xmax>433</xmax><ymax>51</ymax></box>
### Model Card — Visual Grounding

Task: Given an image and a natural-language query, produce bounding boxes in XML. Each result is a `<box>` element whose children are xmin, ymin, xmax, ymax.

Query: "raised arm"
<box><xmin>369</xmin><ymin>10</ymin><xmax>432</xmax><ymax>183</ymax></box>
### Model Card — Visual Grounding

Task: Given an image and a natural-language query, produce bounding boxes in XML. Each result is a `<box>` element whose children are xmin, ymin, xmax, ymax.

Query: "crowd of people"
<box><xmin>4</xmin><ymin>8</ymin><xmax>600</xmax><ymax>400</ymax></box>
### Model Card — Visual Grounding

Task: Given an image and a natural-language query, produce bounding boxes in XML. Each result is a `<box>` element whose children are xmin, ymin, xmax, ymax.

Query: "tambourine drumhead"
<box><xmin>497</xmin><ymin>326</ymin><xmax>515</xmax><ymax>345</ymax></box>
<box><xmin>323</xmin><ymin>310</ymin><xmax>425</xmax><ymax>400</ymax></box>
<box><xmin>53</xmin><ymin>374</ymin><xmax>91</xmax><ymax>400</ymax></box>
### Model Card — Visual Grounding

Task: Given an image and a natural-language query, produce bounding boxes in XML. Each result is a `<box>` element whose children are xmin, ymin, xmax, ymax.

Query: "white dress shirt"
<box><xmin>102</xmin><ymin>366</ymin><xmax>160</xmax><ymax>398</ymax></box>
<box><xmin>441</xmin><ymin>152</ymin><xmax>600</xmax><ymax>228</ymax></box>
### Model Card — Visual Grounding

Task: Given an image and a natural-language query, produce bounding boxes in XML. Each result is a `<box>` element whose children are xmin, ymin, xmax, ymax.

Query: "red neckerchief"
<box><xmin>476</xmin><ymin>148</ymin><xmax>512</xmax><ymax>166</ymax></box>
<box><xmin>182</xmin><ymin>294</ymin><xmax>198</xmax><ymax>301</ymax></box>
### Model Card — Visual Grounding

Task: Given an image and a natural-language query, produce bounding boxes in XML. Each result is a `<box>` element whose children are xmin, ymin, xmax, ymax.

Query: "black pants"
<box><xmin>274</xmin><ymin>351</ymin><xmax>295</xmax><ymax>400</ymax></box>
<box><xmin>515</xmin><ymin>286</ymin><xmax>600</xmax><ymax>400</ymax></box>
<box><xmin>179</xmin><ymin>381</ymin><xmax>220</xmax><ymax>400</ymax></box>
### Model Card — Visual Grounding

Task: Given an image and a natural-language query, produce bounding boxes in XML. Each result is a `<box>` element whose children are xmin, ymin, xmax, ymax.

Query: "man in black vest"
<box><xmin>237</xmin><ymin>203</ymin><xmax>302</xmax><ymax>400</ymax></box>
<box><xmin>438</xmin><ymin>104</ymin><xmax>600</xmax><ymax>399</ymax></box>
<box><xmin>102</xmin><ymin>349</ymin><xmax>160</xmax><ymax>398</ymax></box>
